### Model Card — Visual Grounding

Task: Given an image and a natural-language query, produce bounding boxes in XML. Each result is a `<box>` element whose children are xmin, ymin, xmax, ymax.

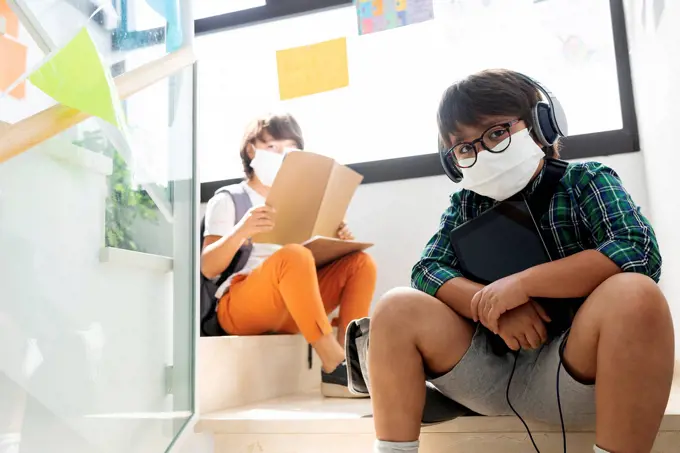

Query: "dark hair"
<box><xmin>436</xmin><ymin>69</ymin><xmax>560</xmax><ymax>158</ymax></box>
<box><xmin>239</xmin><ymin>113</ymin><xmax>304</xmax><ymax>179</ymax></box>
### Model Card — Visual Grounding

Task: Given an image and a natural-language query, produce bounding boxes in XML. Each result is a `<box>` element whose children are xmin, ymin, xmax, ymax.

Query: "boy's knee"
<box><xmin>372</xmin><ymin>288</ymin><xmax>428</xmax><ymax>336</ymax></box>
<box><xmin>275</xmin><ymin>243</ymin><xmax>314</xmax><ymax>264</ymax></box>
<box><xmin>351</xmin><ymin>251</ymin><xmax>377</xmax><ymax>273</ymax></box>
<box><xmin>594</xmin><ymin>273</ymin><xmax>670</xmax><ymax>331</ymax></box>
<box><xmin>335</xmin><ymin>251</ymin><xmax>378</xmax><ymax>280</ymax></box>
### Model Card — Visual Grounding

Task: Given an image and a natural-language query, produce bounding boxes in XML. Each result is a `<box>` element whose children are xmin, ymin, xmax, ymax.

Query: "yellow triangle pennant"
<box><xmin>29</xmin><ymin>27</ymin><xmax>124</xmax><ymax>128</ymax></box>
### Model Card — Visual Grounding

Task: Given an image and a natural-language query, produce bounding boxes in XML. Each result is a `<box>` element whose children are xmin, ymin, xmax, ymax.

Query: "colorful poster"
<box><xmin>29</xmin><ymin>28</ymin><xmax>125</xmax><ymax>128</ymax></box>
<box><xmin>357</xmin><ymin>0</ymin><xmax>434</xmax><ymax>35</ymax></box>
<box><xmin>0</xmin><ymin>35</ymin><xmax>27</xmax><ymax>99</ymax></box>
<box><xmin>276</xmin><ymin>37</ymin><xmax>349</xmax><ymax>101</ymax></box>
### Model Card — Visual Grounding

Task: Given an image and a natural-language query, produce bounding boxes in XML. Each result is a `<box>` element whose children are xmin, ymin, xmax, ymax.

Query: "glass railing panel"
<box><xmin>0</xmin><ymin>61</ymin><xmax>196</xmax><ymax>453</ymax></box>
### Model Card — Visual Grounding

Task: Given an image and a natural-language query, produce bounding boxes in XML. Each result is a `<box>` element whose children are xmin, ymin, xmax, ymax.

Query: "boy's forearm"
<box><xmin>201</xmin><ymin>233</ymin><xmax>246</xmax><ymax>279</ymax></box>
<box><xmin>518</xmin><ymin>249</ymin><xmax>621</xmax><ymax>299</ymax></box>
<box><xmin>435</xmin><ymin>277</ymin><xmax>484</xmax><ymax>319</ymax></box>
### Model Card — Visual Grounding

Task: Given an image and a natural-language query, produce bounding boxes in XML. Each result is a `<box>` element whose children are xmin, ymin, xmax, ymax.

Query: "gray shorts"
<box><xmin>428</xmin><ymin>325</ymin><xmax>595</xmax><ymax>426</ymax></box>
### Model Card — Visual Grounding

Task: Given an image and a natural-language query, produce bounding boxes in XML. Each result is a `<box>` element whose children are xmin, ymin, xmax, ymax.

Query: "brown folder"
<box><xmin>302</xmin><ymin>236</ymin><xmax>373</xmax><ymax>268</ymax></box>
<box><xmin>253</xmin><ymin>151</ymin><xmax>373</xmax><ymax>264</ymax></box>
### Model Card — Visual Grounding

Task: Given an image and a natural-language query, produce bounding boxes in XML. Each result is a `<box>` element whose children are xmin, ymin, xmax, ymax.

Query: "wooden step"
<box><xmin>198</xmin><ymin>335</ymin><xmax>321</xmax><ymax>414</ymax></box>
<box><xmin>197</xmin><ymin>385</ymin><xmax>680</xmax><ymax>453</ymax></box>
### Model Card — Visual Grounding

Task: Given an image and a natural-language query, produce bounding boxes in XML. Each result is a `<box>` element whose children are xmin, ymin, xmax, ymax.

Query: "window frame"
<box><xmin>198</xmin><ymin>0</ymin><xmax>638</xmax><ymax>203</ymax></box>
<box><xmin>112</xmin><ymin>0</ymin><xmax>166</xmax><ymax>51</ymax></box>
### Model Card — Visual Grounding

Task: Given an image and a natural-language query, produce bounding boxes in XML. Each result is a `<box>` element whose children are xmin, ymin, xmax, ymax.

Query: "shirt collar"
<box><xmin>522</xmin><ymin>159</ymin><xmax>547</xmax><ymax>198</ymax></box>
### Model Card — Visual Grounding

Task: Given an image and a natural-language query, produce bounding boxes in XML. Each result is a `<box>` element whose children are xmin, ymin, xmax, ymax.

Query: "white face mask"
<box><xmin>250</xmin><ymin>149</ymin><xmax>285</xmax><ymax>187</ymax></box>
<box><xmin>458</xmin><ymin>128</ymin><xmax>545</xmax><ymax>201</ymax></box>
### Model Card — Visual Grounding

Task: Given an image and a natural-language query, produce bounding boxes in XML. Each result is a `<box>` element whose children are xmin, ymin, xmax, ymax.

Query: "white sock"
<box><xmin>374</xmin><ymin>440</ymin><xmax>419</xmax><ymax>453</ymax></box>
<box><xmin>594</xmin><ymin>446</ymin><xmax>611</xmax><ymax>453</ymax></box>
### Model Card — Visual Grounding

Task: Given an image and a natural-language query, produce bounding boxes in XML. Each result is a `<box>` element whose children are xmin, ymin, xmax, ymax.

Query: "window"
<box><xmin>112</xmin><ymin>0</ymin><xmax>170</xmax><ymax>58</ymax></box>
<box><xmin>196</xmin><ymin>0</ymin><xmax>636</xmax><ymax>199</ymax></box>
<box><xmin>2</xmin><ymin>0</ymin><xmax>187</xmax><ymax>242</ymax></box>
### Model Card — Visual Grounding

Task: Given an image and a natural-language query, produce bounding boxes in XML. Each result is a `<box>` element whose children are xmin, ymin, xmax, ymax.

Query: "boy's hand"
<box><xmin>235</xmin><ymin>205</ymin><xmax>275</xmax><ymax>240</ymax></box>
<box><xmin>496</xmin><ymin>301</ymin><xmax>551</xmax><ymax>351</ymax></box>
<box><xmin>471</xmin><ymin>274</ymin><xmax>530</xmax><ymax>333</ymax></box>
<box><xmin>336</xmin><ymin>221</ymin><xmax>355</xmax><ymax>241</ymax></box>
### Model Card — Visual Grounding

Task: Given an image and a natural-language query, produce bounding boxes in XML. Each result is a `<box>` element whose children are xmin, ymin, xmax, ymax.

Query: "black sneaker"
<box><xmin>321</xmin><ymin>361</ymin><xmax>369</xmax><ymax>398</ymax></box>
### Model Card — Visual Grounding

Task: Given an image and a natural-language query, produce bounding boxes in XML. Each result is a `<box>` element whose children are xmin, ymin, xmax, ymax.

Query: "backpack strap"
<box><xmin>215</xmin><ymin>181</ymin><xmax>253</xmax><ymax>225</ymax></box>
<box><xmin>211</xmin><ymin>182</ymin><xmax>254</xmax><ymax>287</ymax></box>
<box><xmin>525</xmin><ymin>158</ymin><xmax>584</xmax><ymax>335</ymax></box>
<box><xmin>526</xmin><ymin>158</ymin><xmax>569</xmax><ymax>218</ymax></box>
<box><xmin>524</xmin><ymin>158</ymin><xmax>569</xmax><ymax>261</ymax></box>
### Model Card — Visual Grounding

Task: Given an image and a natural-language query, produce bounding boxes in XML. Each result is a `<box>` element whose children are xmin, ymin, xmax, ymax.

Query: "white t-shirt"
<box><xmin>203</xmin><ymin>183</ymin><xmax>281</xmax><ymax>298</ymax></box>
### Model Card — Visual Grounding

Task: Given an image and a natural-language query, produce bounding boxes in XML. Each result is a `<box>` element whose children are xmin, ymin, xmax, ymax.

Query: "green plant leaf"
<box><xmin>78</xmin><ymin>129</ymin><xmax>162</xmax><ymax>254</ymax></box>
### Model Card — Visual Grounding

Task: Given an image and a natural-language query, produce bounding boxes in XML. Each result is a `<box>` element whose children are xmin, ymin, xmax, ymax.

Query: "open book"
<box><xmin>253</xmin><ymin>151</ymin><xmax>373</xmax><ymax>266</ymax></box>
<box><xmin>302</xmin><ymin>236</ymin><xmax>373</xmax><ymax>268</ymax></box>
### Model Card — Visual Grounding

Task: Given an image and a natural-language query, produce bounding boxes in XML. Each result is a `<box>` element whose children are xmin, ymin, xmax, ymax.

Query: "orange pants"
<box><xmin>217</xmin><ymin>244</ymin><xmax>377</xmax><ymax>344</ymax></box>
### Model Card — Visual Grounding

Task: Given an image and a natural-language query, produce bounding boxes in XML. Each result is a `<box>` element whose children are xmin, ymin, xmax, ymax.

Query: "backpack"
<box><xmin>199</xmin><ymin>182</ymin><xmax>253</xmax><ymax>337</ymax></box>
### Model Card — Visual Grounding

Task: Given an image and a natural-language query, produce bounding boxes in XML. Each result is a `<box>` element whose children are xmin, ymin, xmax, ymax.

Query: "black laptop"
<box><xmin>449</xmin><ymin>197</ymin><xmax>552</xmax><ymax>284</ymax></box>
<box><xmin>449</xmin><ymin>196</ymin><xmax>582</xmax><ymax>338</ymax></box>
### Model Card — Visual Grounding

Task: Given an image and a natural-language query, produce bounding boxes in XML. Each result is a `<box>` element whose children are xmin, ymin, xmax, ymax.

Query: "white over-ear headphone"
<box><xmin>439</xmin><ymin>72</ymin><xmax>569</xmax><ymax>184</ymax></box>
<box><xmin>517</xmin><ymin>72</ymin><xmax>569</xmax><ymax>147</ymax></box>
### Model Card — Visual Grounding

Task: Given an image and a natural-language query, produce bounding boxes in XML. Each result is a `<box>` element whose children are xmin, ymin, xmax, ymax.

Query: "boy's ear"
<box><xmin>528</xmin><ymin>128</ymin><xmax>544</xmax><ymax>149</ymax></box>
<box><xmin>246</xmin><ymin>143</ymin><xmax>256</xmax><ymax>160</ymax></box>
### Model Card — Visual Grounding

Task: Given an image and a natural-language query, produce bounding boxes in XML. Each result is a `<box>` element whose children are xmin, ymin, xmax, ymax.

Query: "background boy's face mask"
<box><xmin>250</xmin><ymin>149</ymin><xmax>285</xmax><ymax>187</ymax></box>
<box><xmin>458</xmin><ymin>129</ymin><xmax>546</xmax><ymax>201</ymax></box>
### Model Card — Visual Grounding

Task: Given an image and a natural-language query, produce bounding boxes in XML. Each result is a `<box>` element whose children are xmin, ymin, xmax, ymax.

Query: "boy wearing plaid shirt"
<box><xmin>369</xmin><ymin>70</ymin><xmax>674</xmax><ymax>453</ymax></box>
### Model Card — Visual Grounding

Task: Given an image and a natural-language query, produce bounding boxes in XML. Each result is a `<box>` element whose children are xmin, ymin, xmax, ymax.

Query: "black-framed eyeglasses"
<box><xmin>445</xmin><ymin>119</ymin><xmax>522</xmax><ymax>169</ymax></box>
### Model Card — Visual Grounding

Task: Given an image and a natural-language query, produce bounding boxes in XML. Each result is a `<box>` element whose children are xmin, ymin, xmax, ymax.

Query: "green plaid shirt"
<box><xmin>412</xmin><ymin>161</ymin><xmax>662</xmax><ymax>296</ymax></box>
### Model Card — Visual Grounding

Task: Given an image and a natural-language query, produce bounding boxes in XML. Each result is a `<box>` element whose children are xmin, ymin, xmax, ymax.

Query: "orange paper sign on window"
<box><xmin>0</xmin><ymin>34</ymin><xmax>28</xmax><ymax>99</ymax></box>
<box><xmin>276</xmin><ymin>37</ymin><xmax>349</xmax><ymax>101</ymax></box>
<box><xmin>0</xmin><ymin>0</ymin><xmax>20</xmax><ymax>37</ymax></box>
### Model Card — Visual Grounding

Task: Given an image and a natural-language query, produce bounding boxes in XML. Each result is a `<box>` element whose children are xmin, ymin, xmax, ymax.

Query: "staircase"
<box><xmin>197</xmin><ymin>335</ymin><xmax>320</xmax><ymax>414</ymax></box>
<box><xmin>195</xmin><ymin>336</ymin><xmax>680</xmax><ymax>453</ymax></box>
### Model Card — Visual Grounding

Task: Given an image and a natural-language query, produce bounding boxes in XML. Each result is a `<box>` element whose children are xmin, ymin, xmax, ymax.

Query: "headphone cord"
<box><xmin>557</xmin><ymin>344</ymin><xmax>567</xmax><ymax>453</ymax></box>
<box><xmin>506</xmin><ymin>351</ymin><xmax>541</xmax><ymax>453</ymax></box>
<box><xmin>506</xmin><ymin>350</ymin><xmax>567</xmax><ymax>453</ymax></box>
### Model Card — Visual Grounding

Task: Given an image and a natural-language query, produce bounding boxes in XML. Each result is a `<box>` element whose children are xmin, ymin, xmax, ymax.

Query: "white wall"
<box><xmin>624</xmin><ymin>0</ymin><xmax>680</xmax><ymax>353</ymax></box>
